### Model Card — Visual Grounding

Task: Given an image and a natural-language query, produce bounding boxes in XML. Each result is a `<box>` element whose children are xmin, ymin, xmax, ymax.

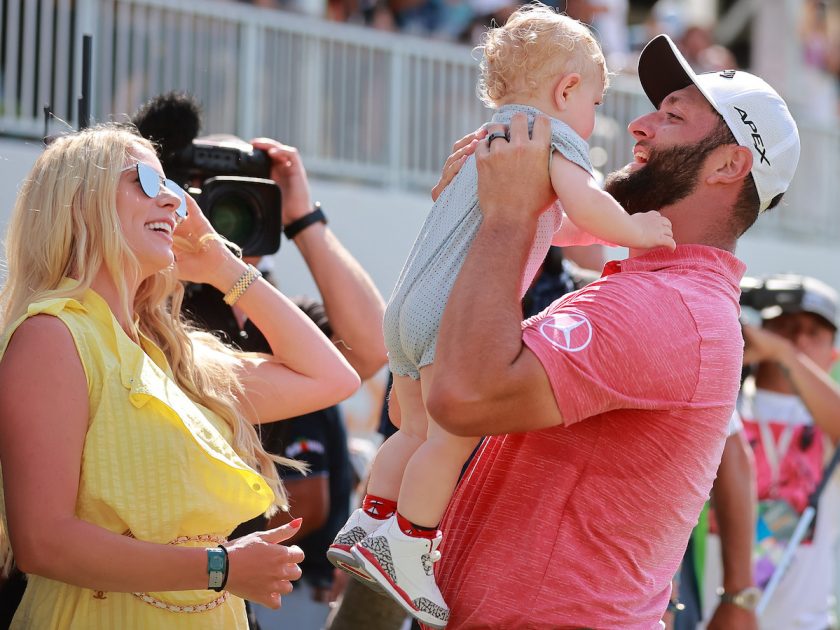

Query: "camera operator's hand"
<box><xmin>223</xmin><ymin>518</ymin><xmax>305</xmax><ymax>609</ymax></box>
<box><xmin>741</xmin><ymin>323</ymin><xmax>794</xmax><ymax>366</ymax></box>
<box><xmin>250</xmin><ymin>138</ymin><xmax>313</xmax><ymax>225</ymax></box>
<box><xmin>173</xmin><ymin>195</ymin><xmax>238</xmax><ymax>285</ymax></box>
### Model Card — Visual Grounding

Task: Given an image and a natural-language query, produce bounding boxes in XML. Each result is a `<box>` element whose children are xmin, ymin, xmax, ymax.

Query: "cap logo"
<box><xmin>734</xmin><ymin>107</ymin><xmax>771</xmax><ymax>166</ymax></box>
<box><xmin>720</xmin><ymin>70</ymin><xmax>736</xmax><ymax>79</ymax></box>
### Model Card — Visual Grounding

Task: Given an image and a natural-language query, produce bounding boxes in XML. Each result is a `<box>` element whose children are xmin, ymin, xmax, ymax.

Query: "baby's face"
<box><xmin>564</xmin><ymin>75</ymin><xmax>605</xmax><ymax>140</ymax></box>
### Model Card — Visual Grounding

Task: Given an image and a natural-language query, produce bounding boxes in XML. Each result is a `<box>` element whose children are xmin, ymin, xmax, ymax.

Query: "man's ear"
<box><xmin>706</xmin><ymin>144</ymin><xmax>753</xmax><ymax>185</ymax></box>
<box><xmin>553</xmin><ymin>73</ymin><xmax>581</xmax><ymax>111</ymax></box>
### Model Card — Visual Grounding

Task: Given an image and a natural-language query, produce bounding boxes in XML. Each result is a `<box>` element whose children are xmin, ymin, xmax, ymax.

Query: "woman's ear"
<box><xmin>706</xmin><ymin>144</ymin><xmax>753</xmax><ymax>185</ymax></box>
<box><xmin>553</xmin><ymin>73</ymin><xmax>581</xmax><ymax>111</ymax></box>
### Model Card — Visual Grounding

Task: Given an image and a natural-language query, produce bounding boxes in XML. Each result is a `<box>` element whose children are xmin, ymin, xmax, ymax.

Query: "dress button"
<box><xmin>252</xmin><ymin>483</ymin><xmax>261</xmax><ymax>491</ymax></box>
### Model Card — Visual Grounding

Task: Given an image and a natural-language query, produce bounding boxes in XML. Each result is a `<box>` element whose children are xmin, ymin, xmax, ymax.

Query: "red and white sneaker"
<box><xmin>351</xmin><ymin>516</ymin><xmax>450</xmax><ymax>629</ymax></box>
<box><xmin>327</xmin><ymin>508</ymin><xmax>385</xmax><ymax>590</ymax></box>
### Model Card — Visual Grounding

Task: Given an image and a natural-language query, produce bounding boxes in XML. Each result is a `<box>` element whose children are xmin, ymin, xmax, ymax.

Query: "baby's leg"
<box><xmin>366</xmin><ymin>374</ymin><xmax>428</xmax><ymax>501</ymax></box>
<box><xmin>398</xmin><ymin>364</ymin><xmax>480</xmax><ymax>528</ymax></box>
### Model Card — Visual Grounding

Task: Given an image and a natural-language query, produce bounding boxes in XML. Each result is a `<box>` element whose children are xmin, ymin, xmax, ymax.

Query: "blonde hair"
<box><xmin>477</xmin><ymin>3</ymin><xmax>609</xmax><ymax>108</ymax></box>
<box><xmin>0</xmin><ymin>124</ymin><xmax>300</xmax><ymax>575</ymax></box>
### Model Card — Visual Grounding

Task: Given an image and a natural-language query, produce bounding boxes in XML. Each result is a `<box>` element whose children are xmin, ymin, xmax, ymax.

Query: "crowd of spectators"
<box><xmin>228</xmin><ymin>0</ymin><xmax>840</xmax><ymax>121</ymax></box>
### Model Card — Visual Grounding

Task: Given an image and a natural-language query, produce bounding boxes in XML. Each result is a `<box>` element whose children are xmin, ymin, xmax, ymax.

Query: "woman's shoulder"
<box><xmin>0</xmin><ymin>313</ymin><xmax>85</xmax><ymax>389</ymax></box>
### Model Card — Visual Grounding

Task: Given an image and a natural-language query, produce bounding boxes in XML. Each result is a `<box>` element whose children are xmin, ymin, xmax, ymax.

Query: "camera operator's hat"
<box><xmin>757</xmin><ymin>274</ymin><xmax>839</xmax><ymax>331</ymax></box>
<box><xmin>637</xmin><ymin>34</ymin><xmax>800</xmax><ymax>212</ymax></box>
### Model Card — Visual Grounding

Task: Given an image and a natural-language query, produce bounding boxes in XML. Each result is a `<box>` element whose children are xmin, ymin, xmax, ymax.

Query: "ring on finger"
<box><xmin>487</xmin><ymin>130</ymin><xmax>510</xmax><ymax>147</ymax></box>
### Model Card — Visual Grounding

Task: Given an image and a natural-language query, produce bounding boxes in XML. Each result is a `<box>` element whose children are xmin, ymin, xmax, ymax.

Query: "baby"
<box><xmin>328</xmin><ymin>6</ymin><xmax>675</xmax><ymax>628</ymax></box>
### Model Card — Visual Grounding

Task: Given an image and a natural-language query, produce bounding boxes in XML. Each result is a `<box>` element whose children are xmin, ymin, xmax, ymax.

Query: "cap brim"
<box><xmin>638</xmin><ymin>35</ymin><xmax>702</xmax><ymax>109</ymax></box>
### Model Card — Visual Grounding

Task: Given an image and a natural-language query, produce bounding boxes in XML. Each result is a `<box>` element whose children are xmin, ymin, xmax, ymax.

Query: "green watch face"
<box><xmin>208</xmin><ymin>553</ymin><xmax>225</xmax><ymax>572</ymax></box>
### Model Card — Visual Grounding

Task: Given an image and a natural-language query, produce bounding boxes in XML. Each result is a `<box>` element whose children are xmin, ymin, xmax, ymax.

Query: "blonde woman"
<box><xmin>0</xmin><ymin>124</ymin><xmax>360</xmax><ymax>629</ymax></box>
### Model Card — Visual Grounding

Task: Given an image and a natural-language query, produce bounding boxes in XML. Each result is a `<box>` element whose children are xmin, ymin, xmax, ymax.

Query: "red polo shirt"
<box><xmin>435</xmin><ymin>245</ymin><xmax>746</xmax><ymax>630</ymax></box>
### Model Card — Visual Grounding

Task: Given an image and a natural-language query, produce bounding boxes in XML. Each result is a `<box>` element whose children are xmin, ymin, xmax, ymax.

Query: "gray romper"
<box><xmin>383</xmin><ymin>104</ymin><xmax>593</xmax><ymax>379</ymax></box>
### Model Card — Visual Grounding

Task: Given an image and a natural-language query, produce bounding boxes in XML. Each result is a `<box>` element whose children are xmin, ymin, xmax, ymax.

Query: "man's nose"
<box><xmin>628</xmin><ymin>112</ymin><xmax>656</xmax><ymax>140</ymax></box>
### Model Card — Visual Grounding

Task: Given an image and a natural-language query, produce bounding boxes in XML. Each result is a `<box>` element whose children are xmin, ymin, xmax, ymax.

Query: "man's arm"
<box><xmin>426</xmin><ymin>115</ymin><xmax>565</xmax><ymax>436</ymax></box>
<box><xmin>743</xmin><ymin>324</ymin><xmax>840</xmax><ymax>440</ymax></box>
<box><xmin>252</xmin><ymin>139</ymin><xmax>387</xmax><ymax>380</ymax></box>
<box><xmin>706</xmin><ymin>430</ymin><xmax>759</xmax><ymax>630</ymax></box>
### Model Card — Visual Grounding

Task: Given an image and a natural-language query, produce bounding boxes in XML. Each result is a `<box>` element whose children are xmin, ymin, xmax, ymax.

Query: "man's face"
<box><xmin>764</xmin><ymin>312</ymin><xmax>837</xmax><ymax>371</ymax></box>
<box><xmin>604</xmin><ymin>85</ymin><xmax>727</xmax><ymax>215</ymax></box>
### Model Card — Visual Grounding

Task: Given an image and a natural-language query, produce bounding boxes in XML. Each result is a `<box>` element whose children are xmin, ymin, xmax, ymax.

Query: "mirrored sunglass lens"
<box><xmin>136</xmin><ymin>162</ymin><xmax>161</xmax><ymax>199</ymax></box>
<box><xmin>165</xmin><ymin>179</ymin><xmax>188</xmax><ymax>218</ymax></box>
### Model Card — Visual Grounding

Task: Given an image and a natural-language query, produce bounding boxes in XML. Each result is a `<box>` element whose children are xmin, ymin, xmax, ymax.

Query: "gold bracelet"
<box><xmin>223</xmin><ymin>265</ymin><xmax>262</xmax><ymax>306</ymax></box>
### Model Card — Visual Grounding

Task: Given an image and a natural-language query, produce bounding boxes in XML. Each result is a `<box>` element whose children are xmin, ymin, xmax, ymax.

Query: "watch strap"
<box><xmin>207</xmin><ymin>546</ymin><xmax>229</xmax><ymax>592</ymax></box>
<box><xmin>284</xmin><ymin>203</ymin><xmax>327</xmax><ymax>240</ymax></box>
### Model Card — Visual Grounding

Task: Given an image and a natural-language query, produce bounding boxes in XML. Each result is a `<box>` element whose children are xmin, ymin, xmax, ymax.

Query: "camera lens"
<box><xmin>208</xmin><ymin>191</ymin><xmax>258</xmax><ymax>246</ymax></box>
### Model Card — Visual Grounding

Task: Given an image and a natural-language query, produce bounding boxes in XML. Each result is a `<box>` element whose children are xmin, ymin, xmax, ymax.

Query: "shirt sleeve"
<box><xmin>522</xmin><ymin>274</ymin><xmax>702</xmax><ymax>425</ymax></box>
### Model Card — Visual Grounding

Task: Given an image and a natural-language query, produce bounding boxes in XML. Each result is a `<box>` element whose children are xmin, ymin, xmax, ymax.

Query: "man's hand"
<box><xmin>475</xmin><ymin>113</ymin><xmax>555</xmax><ymax>224</ymax></box>
<box><xmin>707</xmin><ymin>602</ymin><xmax>759</xmax><ymax>630</ymax></box>
<box><xmin>742</xmin><ymin>324</ymin><xmax>793</xmax><ymax>365</ymax></box>
<box><xmin>250</xmin><ymin>138</ymin><xmax>313</xmax><ymax>225</ymax></box>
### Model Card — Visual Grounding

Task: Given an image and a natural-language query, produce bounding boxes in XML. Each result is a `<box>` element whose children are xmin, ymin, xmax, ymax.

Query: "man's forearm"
<box><xmin>713</xmin><ymin>431</ymin><xmax>757</xmax><ymax>592</ymax></box>
<box><xmin>434</xmin><ymin>212</ymin><xmax>537</xmax><ymax>399</ymax></box>
<box><xmin>293</xmin><ymin>223</ymin><xmax>387</xmax><ymax>379</ymax></box>
<box><xmin>777</xmin><ymin>347</ymin><xmax>840</xmax><ymax>440</ymax></box>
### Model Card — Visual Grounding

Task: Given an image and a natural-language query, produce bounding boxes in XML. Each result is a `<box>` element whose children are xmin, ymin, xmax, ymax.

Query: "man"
<box><xmin>702</xmin><ymin>274</ymin><xmax>840</xmax><ymax>629</ymax></box>
<box><xmin>424</xmin><ymin>35</ymin><xmax>801</xmax><ymax>628</ymax></box>
<box><xmin>181</xmin><ymin>138</ymin><xmax>387</xmax><ymax>629</ymax></box>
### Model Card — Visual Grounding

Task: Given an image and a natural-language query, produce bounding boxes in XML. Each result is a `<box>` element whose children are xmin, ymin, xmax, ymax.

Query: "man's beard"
<box><xmin>604</xmin><ymin>139</ymin><xmax>720</xmax><ymax>215</ymax></box>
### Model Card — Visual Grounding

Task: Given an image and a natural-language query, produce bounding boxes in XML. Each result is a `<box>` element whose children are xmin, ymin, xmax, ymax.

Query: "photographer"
<box><xmin>180</xmin><ymin>137</ymin><xmax>387</xmax><ymax>629</ymax></box>
<box><xmin>701</xmin><ymin>274</ymin><xmax>840</xmax><ymax>629</ymax></box>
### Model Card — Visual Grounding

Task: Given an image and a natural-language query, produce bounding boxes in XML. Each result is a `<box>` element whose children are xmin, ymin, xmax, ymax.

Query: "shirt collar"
<box><xmin>601</xmin><ymin>244</ymin><xmax>746</xmax><ymax>287</ymax></box>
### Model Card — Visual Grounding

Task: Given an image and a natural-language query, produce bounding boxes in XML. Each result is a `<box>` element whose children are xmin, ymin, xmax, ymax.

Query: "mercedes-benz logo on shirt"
<box><xmin>539</xmin><ymin>313</ymin><xmax>592</xmax><ymax>352</ymax></box>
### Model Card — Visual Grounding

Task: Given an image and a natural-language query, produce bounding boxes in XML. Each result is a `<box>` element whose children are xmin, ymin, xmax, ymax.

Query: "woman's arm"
<box><xmin>0</xmin><ymin>316</ymin><xmax>303</xmax><ymax>607</ymax></box>
<box><xmin>176</xmin><ymin>196</ymin><xmax>360</xmax><ymax>423</ymax></box>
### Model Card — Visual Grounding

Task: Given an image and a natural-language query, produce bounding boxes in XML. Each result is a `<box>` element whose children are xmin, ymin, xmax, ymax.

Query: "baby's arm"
<box><xmin>550</xmin><ymin>156</ymin><xmax>676</xmax><ymax>251</ymax></box>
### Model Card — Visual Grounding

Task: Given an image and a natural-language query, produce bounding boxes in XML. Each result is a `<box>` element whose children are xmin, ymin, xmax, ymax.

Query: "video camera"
<box><xmin>167</xmin><ymin>136</ymin><xmax>282</xmax><ymax>257</ymax></box>
<box><xmin>132</xmin><ymin>93</ymin><xmax>282</xmax><ymax>258</ymax></box>
<box><xmin>740</xmin><ymin>276</ymin><xmax>809</xmax><ymax>315</ymax></box>
<box><xmin>740</xmin><ymin>274</ymin><xmax>839</xmax><ymax>331</ymax></box>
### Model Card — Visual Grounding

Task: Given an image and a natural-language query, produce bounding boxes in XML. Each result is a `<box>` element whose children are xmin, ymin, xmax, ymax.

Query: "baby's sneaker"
<box><xmin>327</xmin><ymin>508</ymin><xmax>386</xmax><ymax>589</ymax></box>
<box><xmin>351</xmin><ymin>516</ymin><xmax>449</xmax><ymax>629</ymax></box>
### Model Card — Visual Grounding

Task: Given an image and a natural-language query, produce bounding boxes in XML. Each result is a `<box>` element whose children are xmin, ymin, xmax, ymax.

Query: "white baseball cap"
<box><xmin>637</xmin><ymin>34</ymin><xmax>800</xmax><ymax>212</ymax></box>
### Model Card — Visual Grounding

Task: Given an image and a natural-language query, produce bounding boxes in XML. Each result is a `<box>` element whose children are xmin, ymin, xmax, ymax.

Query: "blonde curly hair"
<box><xmin>477</xmin><ymin>3</ymin><xmax>608</xmax><ymax>108</ymax></box>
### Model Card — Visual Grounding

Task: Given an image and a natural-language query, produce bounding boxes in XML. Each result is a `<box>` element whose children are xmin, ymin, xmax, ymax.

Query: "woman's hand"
<box><xmin>224</xmin><ymin>519</ymin><xmax>305</xmax><ymax>609</ymax></box>
<box><xmin>172</xmin><ymin>195</ymin><xmax>238</xmax><ymax>285</ymax></box>
<box><xmin>250</xmin><ymin>138</ymin><xmax>313</xmax><ymax>226</ymax></box>
<box><xmin>431</xmin><ymin>128</ymin><xmax>487</xmax><ymax>202</ymax></box>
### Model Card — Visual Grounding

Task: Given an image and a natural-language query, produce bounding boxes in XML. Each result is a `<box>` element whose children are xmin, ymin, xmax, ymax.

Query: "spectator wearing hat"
<box><xmin>420</xmin><ymin>33</ymin><xmax>802</xmax><ymax>628</ymax></box>
<box><xmin>700</xmin><ymin>274</ymin><xmax>840</xmax><ymax>630</ymax></box>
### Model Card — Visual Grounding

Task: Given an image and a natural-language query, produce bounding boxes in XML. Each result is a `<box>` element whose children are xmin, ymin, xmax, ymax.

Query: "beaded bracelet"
<box><xmin>223</xmin><ymin>264</ymin><xmax>262</xmax><ymax>306</ymax></box>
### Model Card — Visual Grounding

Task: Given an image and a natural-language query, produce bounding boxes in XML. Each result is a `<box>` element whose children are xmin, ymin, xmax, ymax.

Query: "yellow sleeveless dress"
<box><xmin>0</xmin><ymin>285</ymin><xmax>275</xmax><ymax>629</ymax></box>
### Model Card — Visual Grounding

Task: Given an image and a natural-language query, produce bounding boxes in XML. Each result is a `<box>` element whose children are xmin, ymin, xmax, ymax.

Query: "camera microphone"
<box><xmin>131</xmin><ymin>92</ymin><xmax>203</xmax><ymax>174</ymax></box>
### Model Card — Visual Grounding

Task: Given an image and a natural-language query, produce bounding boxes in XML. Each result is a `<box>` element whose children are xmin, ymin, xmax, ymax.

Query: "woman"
<box><xmin>0</xmin><ymin>124</ymin><xmax>360</xmax><ymax>628</ymax></box>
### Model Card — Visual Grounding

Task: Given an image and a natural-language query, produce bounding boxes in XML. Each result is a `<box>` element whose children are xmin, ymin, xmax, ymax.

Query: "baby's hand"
<box><xmin>629</xmin><ymin>211</ymin><xmax>676</xmax><ymax>251</ymax></box>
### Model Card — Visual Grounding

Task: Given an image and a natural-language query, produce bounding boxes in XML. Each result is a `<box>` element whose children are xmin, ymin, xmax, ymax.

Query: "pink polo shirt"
<box><xmin>435</xmin><ymin>245</ymin><xmax>746</xmax><ymax>630</ymax></box>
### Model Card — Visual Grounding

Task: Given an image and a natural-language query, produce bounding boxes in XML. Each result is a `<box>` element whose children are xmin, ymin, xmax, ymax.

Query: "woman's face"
<box><xmin>115</xmin><ymin>144</ymin><xmax>183</xmax><ymax>279</ymax></box>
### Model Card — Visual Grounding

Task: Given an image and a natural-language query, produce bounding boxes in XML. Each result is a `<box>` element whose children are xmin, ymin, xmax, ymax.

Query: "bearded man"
<box><xmin>419</xmin><ymin>35</ymin><xmax>801</xmax><ymax>629</ymax></box>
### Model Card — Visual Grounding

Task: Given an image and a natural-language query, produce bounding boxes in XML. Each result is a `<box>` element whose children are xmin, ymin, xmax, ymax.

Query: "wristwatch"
<box><xmin>207</xmin><ymin>547</ymin><xmax>228</xmax><ymax>592</ymax></box>
<box><xmin>284</xmin><ymin>202</ymin><xmax>327</xmax><ymax>240</ymax></box>
<box><xmin>718</xmin><ymin>585</ymin><xmax>762</xmax><ymax>611</ymax></box>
